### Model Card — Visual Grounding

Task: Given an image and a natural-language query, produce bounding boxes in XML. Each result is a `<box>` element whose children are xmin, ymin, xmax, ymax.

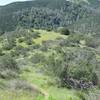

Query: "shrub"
<box><xmin>75</xmin><ymin>91</ymin><xmax>86</xmax><ymax>100</ymax></box>
<box><xmin>18</xmin><ymin>37</ymin><xmax>25</xmax><ymax>43</ymax></box>
<box><xmin>32</xmin><ymin>32</ymin><xmax>40</xmax><ymax>39</ymax></box>
<box><xmin>46</xmin><ymin>27</ymin><xmax>52</xmax><ymax>31</ymax></box>
<box><xmin>68</xmin><ymin>34</ymin><xmax>81</xmax><ymax>43</ymax></box>
<box><xmin>14</xmin><ymin>45</ymin><xmax>28</xmax><ymax>56</ymax></box>
<box><xmin>91</xmin><ymin>72</ymin><xmax>98</xmax><ymax>85</ymax></box>
<box><xmin>26</xmin><ymin>38</ymin><xmax>33</xmax><ymax>45</ymax></box>
<box><xmin>44</xmin><ymin>51</ymin><xmax>65</xmax><ymax>77</ymax></box>
<box><xmin>63</xmin><ymin>49</ymin><xmax>98</xmax><ymax>88</ymax></box>
<box><xmin>60</xmin><ymin>27</ymin><xmax>70</xmax><ymax>35</ymax></box>
<box><xmin>0</xmin><ymin>55</ymin><xmax>19</xmax><ymax>79</ymax></box>
<box><xmin>3</xmin><ymin>39</ymin><xmax>16</xmax><ymax>50</ymax></box>
<box><xmin>31</xmin><ymin>53</ymin><xmax>46</xmax><ymax>64</ymax></box>
<box><xmin>86</xmin><ymin>37</ymin><xmax>99</xmax><ymax>48</ymax></box>
<box><xmin>10</xmin><ymin>50</ymin><xmax>19</xmax><ymax>57</ymax></box>
<box><xmin>44</xmin><ymin>47</ymin><xmax>98</xmax><ymax>88</ymax></box>
<box><xmin>32</xmin><ymin>44</ymin><xmax>41</xmax><ymax>49</ymax></box>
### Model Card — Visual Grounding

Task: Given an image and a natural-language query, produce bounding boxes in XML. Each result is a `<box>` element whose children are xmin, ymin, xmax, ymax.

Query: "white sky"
<box><xmin>0</xmin><ymin>0</ymin><xmax>30</xmax><ymax>6</ymax></box>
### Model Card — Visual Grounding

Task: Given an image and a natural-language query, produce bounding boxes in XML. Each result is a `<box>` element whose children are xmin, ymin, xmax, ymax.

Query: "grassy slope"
<box><xmin>0</xmin><ymin>29</ymin><xmax>73</xmax><ymax>100</ymax></box>
<box><xmin>18</xmin><ymin>29</ymin><xmax>82</xmax><ymax>100</ymax></box>
<box><xmin>33</xmin><ymin>29</ymin><xmax>67</xmax><ymax>44</ymax></box>
<box><xmin>20</xmin><ymin>67</ymin><xmax>81</xmax><ymax>100</ymax></box>
<box><xmin>0</xmin><ymin>29</ymin><xmax>99</xmax><ymax>100</ymax></box>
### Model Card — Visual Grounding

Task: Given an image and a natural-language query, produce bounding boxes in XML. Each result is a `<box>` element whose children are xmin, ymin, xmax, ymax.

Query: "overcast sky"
<box><xmin>0</xmin><ymin>0</ymin><xmax>30</xmax><ymax>5</ymax></box>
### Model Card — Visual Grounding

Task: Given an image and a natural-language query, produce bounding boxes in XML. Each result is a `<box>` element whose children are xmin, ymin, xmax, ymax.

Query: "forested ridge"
<box><xmin>0</xmin><ymin>0</ymin><xmax>100</xmax><ymax>32</ymax></box>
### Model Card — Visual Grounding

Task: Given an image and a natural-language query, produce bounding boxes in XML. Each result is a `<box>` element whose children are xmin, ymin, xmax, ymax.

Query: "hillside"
<box><xmin>0</xmin><ymin>27</ymin><xmax>99</xmax><ymax>100</ymax></box>
<box><xmin>0</xmin><ymin>0</ymin><xmax>100</xmax><ymax>100</ymax></box>
<box><xmin>0</xmin><ymin>0</ymin><xmax>100</xmax><ymax>32</ymax></box>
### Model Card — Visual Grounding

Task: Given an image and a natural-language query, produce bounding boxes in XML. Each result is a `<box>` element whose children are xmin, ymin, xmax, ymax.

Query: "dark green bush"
<box><xmin>18</xmin><ymin>37</ymin><xmax>25</xmax><ymax>43</ymax></box>
<box><xmin>60</xmin><ymin>27</ymin><xmax>70</xmax><ymax>35</ymax></box>
<box><xmin>0</xmin><ymin>48</ymin><xmax>5</xmax><ymax>56</ymax></box>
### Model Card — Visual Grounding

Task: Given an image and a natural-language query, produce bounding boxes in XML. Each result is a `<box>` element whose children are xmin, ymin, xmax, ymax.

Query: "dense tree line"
<box><xmin>0</xmin><ymin>0</ymin><xmax>95</xmax><ymax>32</ymax></box>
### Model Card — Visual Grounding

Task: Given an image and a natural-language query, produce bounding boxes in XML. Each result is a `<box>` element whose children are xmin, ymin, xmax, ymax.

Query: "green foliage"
<box><xmin>45</xmin><ymin>52</ymin><xmax>64</xmax><ymax>76</ymax></box>
<box><xmin>44</xmin><ymin>47</ymin><xmax>98</xmax><ymax>88</ymax></box>
<box><xmin>86</xmin><ymin>36</ymin><xmax>100</xmax><ymax>48</ymax></box>
<box><xmin>0</xmin><ymin>48</ymin><xmax>4</xmax><ymax>56</ymax></box>
<box><xmin>91</xmin><ymin>72</ymin><xmax>98</xmax><ymax>85</ymax></box>
<box><xmin>75</xmin><ymin>91</ymin><xmax>86</xmax><ymax>100</ymax></box>
<box><xmin>10</xmin><ymin>50</ymin><xmax>19</xmax><ymax>57</ymax></box>
<box><xmin>36</xmin><ymin>94</ymin><xmax>45</xmax><ymax>100</ymax></box>
<box><xmin>68</xmin><ymin>33</ymin><xmax>84</xmax><ymax>43</ymax></box>
<box><xmin>0</xmin><ymin>27</ymin><xmax>98</xmax><ymax>90</ymax></box>
<box><xmin>0</xmin><ymin>55</ymin><xmax>19</xmax><ymax>79</ymax></box>
<box><xmin>3</xmin><ymin>37</ymin><xmax>16</xmax><ymax>50</ymax></box>
<box><xmin>18</xmin><ymin>37</ymin><xmax>25</xmax><ymax>43</ymax></box>
<box><xmin>60</xmin><ymin>27</ymin><xmax>70</xmax><ymax>35</ymax></box>
<box><xmin>31</xmin><ymin>53</ymin><xmax>46</xmax><ymax>64</ymax></box>
<box><xmin>0</xmin><ymin>0</ymin><xmax>93</xmax><ymax>32</ymax></box>
<box><xmin>0</xmin><ymin>90</ymin><xmax>37</xmax><ymax>100</ymax></box>
<box><xmin>62</xmin><ymin>48</ymin><xmax>97</xmax><ymax>84</ymax></box>
<box><xmin>0</xmin><ymin>0</ymin><xmax>100</xmax><ymax>99</ymax></box>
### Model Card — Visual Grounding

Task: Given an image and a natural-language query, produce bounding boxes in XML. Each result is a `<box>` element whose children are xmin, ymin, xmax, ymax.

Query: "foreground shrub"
<box><xmin>45</xmin><ymin>47</ymin><xmax>98</xmax><ymax>89</ymax></box>
<box><xmin>60</xmin><ymin>48</ymin><xmax>97</xmax><ymax>88</ymax></box>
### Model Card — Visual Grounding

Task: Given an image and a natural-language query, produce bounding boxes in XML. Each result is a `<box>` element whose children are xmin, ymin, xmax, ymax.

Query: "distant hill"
<box><xmin>0</xmin><ymin>0</ymin><xmax>66</xmax><ymax>14</ymax></box>
<box><xmin>0</xmin><ymin>0</ymin><xmax>100</xmax><ymax>34</ymax></box>
<box><xmin>0</xmin><ymin>1</ymin><xmax>35</xmax><ymax>15</ymax></box>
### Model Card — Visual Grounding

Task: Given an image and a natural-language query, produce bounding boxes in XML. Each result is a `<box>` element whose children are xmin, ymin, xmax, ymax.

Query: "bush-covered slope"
<box><xmin>0</xmin><ymin>0</ymin><xmax>100</xmax><ymax>100</ymax></box>
<box><xmin>0</xmin><ymin>27</ymin><xmax>99</xmax><ymax>99</ymax></box>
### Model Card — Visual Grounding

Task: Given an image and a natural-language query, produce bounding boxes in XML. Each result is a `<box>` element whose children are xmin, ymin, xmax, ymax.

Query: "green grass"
<box><xmin>0</xmin><ymin>90</ymin><xmax>37</xmax><ymax>100</ymax></box>
<box><xmin>0</xmin><ymin>77</ymin><xmax>43</xmax><ymax>100</ymax></box>
<box><xmin>33</xmin><ymin>29</ymin><xmax>67</xmax><ymax>44</ymax></box>
<box><xmin>20</xmin><ymin>67</ymin><xmax>82</xmax><ymax>100</ymax></box>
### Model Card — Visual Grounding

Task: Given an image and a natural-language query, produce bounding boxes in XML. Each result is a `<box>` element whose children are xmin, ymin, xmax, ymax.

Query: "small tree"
<box><xmin>60</xmin><ymin>27</ymin><xmax>70</xmax><ymax>35</ymax></box>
